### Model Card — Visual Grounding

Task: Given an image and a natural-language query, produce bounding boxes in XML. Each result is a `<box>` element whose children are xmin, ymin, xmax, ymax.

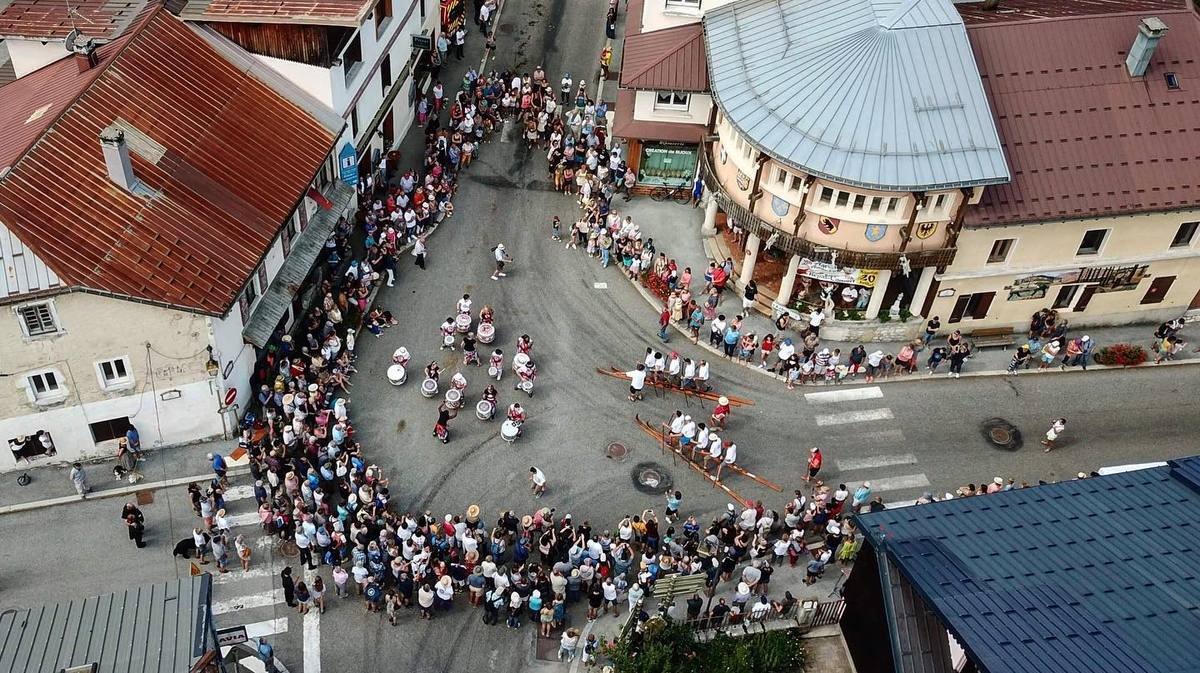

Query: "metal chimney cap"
<box><xmin>99</xmin><ymin>126</ymin><xmax>126</xmax><ymax>144</ymax></box>
<box><xmin>1139</xmin><ymin>17</ymin><xmax>1169</xmax><ymax>37</ymax></box>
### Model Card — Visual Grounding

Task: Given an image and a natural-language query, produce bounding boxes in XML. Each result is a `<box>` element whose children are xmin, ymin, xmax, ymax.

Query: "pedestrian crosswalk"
<box><xmin>195</xmin><ymin>477</ymin><xmax>322</xmax><ymax>672</ymax></box>
<box><xmin>804</xmin><ymin>385</ymin><xmax>931</xmax><ymax>506</ymax></box>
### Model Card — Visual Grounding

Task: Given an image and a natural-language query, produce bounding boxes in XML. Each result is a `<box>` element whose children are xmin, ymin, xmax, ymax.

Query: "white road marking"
<box><xmin>814</xmin><ymin>408</ymin><xmax>894</xmax><ymax>426</ymax></box>
<box><xmin>884</xmin><ymin>499</ymin><xmax>919</xmax><ymax>510</ymax></box>
<box><xmin>0</xmin><ymin>467</ymin><xmax>249</xmax><ymax>516</ymax></box>
<box><xmin>213</xmin><ymin>566</ymin><xmax>275</xmax><ymax>585</ymax></box>
<box><xmin>223</xmin><ymin>485</ymin><xmax>255</xmax><ymax>502</ymax></box>
<box><xmin>212</xmin><ymin>589</ymin><xmax>285</xmax><ymax>615</ymax></box>
<box><xmin>804</xmin><ymin>386</ymin><xmax>883</xmax><ymax>404</ymax></box>
<box><xmin>243</xmin><ymin>618</ymin><xmax>289</xmax><ymax>639</ymax></box>
<box><xmin>227</xmin><ymin>512</ymin><xmax>261</xmax><ymax>528</ymax></box>
<box><xmin>836</xmin><ymin>453</ymin><xmax>918</xmax><ymax>472</ymax></box>
<box><xmin>593</xmin><ymin>282</ymin><xmax>608</xmax><ymax>289</ymax></box>
<box><xmin>868</xmin><ymin>474</ymin><xmax>931</xmax><ymax>492</ymax></box>
<box><xmin>304</xmin><ymin>607</ymin><xmax>322</xmax><ymax>673</ymax></box>
<box><xmin>500</xmin><ymin>119</ymin><xmax>513</xmax><ymax>142</ymax></box>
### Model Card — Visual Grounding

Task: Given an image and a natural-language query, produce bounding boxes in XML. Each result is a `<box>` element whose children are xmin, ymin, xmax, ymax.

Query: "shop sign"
<box><xmin>797</xmin><ymin>258</ymin><xmax>879</xmax><ymax>287</ymax></box>
<box><xmin>338</xmin><ymin>142</ymin><xmax>358</xmax><ymax>186</ymax></box>
<box><xmin>937</xmin><ymin>288</ymin><xmax>956</xmax><ymax>298</ymax></box>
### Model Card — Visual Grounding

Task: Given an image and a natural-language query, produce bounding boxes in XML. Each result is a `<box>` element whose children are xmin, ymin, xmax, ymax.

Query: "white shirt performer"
<box><xmin>491</xmin><ymin>243</ymin><xmax>512</xmax><ymax>281</ymax></box>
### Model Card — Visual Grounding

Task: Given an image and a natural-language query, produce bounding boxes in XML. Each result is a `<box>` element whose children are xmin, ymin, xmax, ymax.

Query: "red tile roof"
<box><xmin>0</xmin><ymin>0</ymin><xmax>152</xmax><ymax>40</ymax></box>
<box><xmin>963</xmin><ymin>5</ymin><xmax>1200</xmax><ymax>226</ymax></box>
<box><xmin>620</xmin><ymin>22</ymin><xmax>709</xmax><ymax>93</ymax></box>
<box><xmin>958</xmin><ymin>0</ymin><xmax>1186</xmax><ymax>25</ymax></box>
<box><xmin>178</xmin><ymin>0</ymin><xmax>371</xmax><ymax>25</ymax></box>
<box><xmin>0</xmin><ymin>7</ymin><xmax>338</xmax><ymax>314</ymax></box>
<box><xmin>613</xmin><ymin>89</ymin><xmax>708</xmax><ymax>143</ymax></box>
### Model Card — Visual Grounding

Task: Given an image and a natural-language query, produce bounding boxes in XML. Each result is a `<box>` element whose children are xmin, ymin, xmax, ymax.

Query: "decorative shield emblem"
<box><xmin>735</xmin><ymin>171</ymin><xmax>750</xmax><ymax>192</ymax></box>
<box><xmin>915</xmin><ymin>221</ymin><xmax>937</xmax><ymax>239</ymax></box>
<box><xmin>817</xmin><ymin>216</ymin><xmax>839</xmax><ymax>235</ymax></box>
<box><xmin>864</xmin><ymin>224</ymin><xmax>887</xmax><ymax>242</ymax></box>
<box><xmin>771</xmin><ymin>195</ymin><xmax>790</xmax><ymax>217</ymax></box>
<box><xmin>719</xmin><ymin>147</ymin><xmax>728</xmax><ymax>165</ymax></box>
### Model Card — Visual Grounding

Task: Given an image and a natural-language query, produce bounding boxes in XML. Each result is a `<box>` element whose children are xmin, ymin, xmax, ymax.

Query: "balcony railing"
<box><xmin>700</xmin><ymin>147</ymin><xmax>956</xmax><ymax>272</ymax></box>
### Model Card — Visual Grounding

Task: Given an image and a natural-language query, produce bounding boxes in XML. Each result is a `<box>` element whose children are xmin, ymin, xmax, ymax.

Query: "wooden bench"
<box><xmin>968</xmin><ymin>326</ymin><xmax>1017</xmax><ymax>350</ymax></box>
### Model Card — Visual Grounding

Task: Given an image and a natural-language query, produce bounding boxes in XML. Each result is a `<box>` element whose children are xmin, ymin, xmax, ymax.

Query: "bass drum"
<box><xmin>445</xmin><ymin>388</ymin><xmax>463</xmax><ymax>410</ymax></box>
<box><xmin>421</xmin><ymin>378</ymin><xmax>439</xmax><ymax>398</ymax></box>
<box><xmin>501</xmin><ymin>420</ymin><xmax>521</xmax><ymax>442</ymax></box>
<box><xmin>387</xmin><ymin>364</ymin><xmax>407</xmax><ymax>386</ymax></box>
<box><xmin>455</xmin><ymin>313</ymin><xmax>472</xmax><ymax>333</ymax></box>
<box><xmin>513</xmin><ymin>352</ymin><xmax>530</xmax><ymax>372</ymax></box>
<box><xmin>476</xmin><ymin>400</ymin><xmax>494</xmax><ymax>420</ymax></box>
<box><xmin>477</xmin><ymin>322</ymin><xmax>495</xmax><ymax>344</ymax></box>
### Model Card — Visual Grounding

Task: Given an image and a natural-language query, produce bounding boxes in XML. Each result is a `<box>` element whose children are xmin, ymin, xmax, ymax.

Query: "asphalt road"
<box><xmin>4</xmin><ymin>1</ymin><xmax>1200</xmax><ymax>671</ymax></box>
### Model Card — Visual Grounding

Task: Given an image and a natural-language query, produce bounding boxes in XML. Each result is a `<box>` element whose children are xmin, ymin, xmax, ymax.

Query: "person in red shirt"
<box><xmin>803</xmin><ymin>447</ymin><xmax>823</xmax><ymax>482</ymax></box>
<box><xmin>710</xmin><ymin>396</ymin><xmax>731</xmax><ymax>430</ymax></box>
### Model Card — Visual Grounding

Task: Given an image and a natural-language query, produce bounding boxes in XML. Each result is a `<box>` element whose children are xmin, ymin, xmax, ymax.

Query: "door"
<box><xmin>1074</xmin><ymin>285</ymin><xmax>1098</xmax><ymax>312</ymax></box>
<box><xmin>1141</xmin><ymin>276</ymin><xmax>1175</xmax><ymax>305</ymax></box>
<box><xmin>920</xmin><ymin>279</ymin><xmax>940</xmax><ymax>318</ymax></box>
<box><xmin>949</xmin><ymin>295</ymin><xmax>970</xmax><ymax>323</ymax></box>
<box><xmin>971</xmin><ymin>292</ymin><xmax>995</xmax><ymax>320</ymax></box>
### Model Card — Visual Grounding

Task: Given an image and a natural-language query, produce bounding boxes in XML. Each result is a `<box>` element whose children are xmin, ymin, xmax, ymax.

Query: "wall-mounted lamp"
<box><xmin>205</xmin><ymin>346</ymin><xmax>219</xmax><ymax>378</ymax></box>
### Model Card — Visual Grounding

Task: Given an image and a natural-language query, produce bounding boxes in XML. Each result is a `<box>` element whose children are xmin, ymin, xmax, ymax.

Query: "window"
<box><xmin>987</xmin><ymin>238</ymin><xmax>1015</xmax><ymax>264</ymax></box>
<box><xmin>89</xmin><ymin>416</ymin><xmax>132</xmax><ymax>444</ymax></box>
<box><xmin>282</xmin><ymin>213</ymin><xmax>300</xmax><ymax>256</ymax></box>
<box><xmin>342</xmin><ymin>35</ymin><xmax>363</xmax><ymax>85</ymax></box>
<box><xmin>666</xmin><ymin>0</ymin><xmax>701</xmax><ymax>7</ymax></box>
<box><xmin>243</xmin><ymin>275</ymin><xmax>259</xmax><ymax>308</ymax></box>
<box><xmin>1141</xmin><ymin>276</ymin><xmax>1175</xmax><ymax>304</ymax></box>
<box><xmin>1165</xmin><ymin>72</ymin><xmax>1180</xmax><ymax>90</ymax></box>
<box><xmin>257</xmin><ymin>265</ymin><xmax>269</xmax><ymax>295</ymax></box>
<box><xmin>775</xmin><ymin>168</ymin><xmax>788</xmax><ymax>185</ymax></box>
<box><xmin>374</xmin><ymin>0</ymin><xmax>392</xmax><ymax>35</ymax></box>
<box><xmin>26</xmin><ymin>370</ymin><xmax>65</xmax><ymax>402</ymax></box>
<box><xmin>835</xmin><ymin>191</ymin><xmax>850</xmax><ymax>208</ymax></box>
<box><xmin>96</xmin><ymin>357</ymin><xmax>132</xmax><ymax>389</ymax></box>
<box><xmin>886</xmin><ymin>197</ymin><xmax>900</xmax><ymax>214</ymax></box>
<box><xmin>933</xmin><ymin>193</ymin><xmax>946</xmax><ymax>212</ymax></box>
<box><xmin>819</xmin><ymin>187</ymin><xmax>833</xmax><ymax>204</ymax></box>
<box><xmin>1052</xmin><ymin>285</ymin><xmax>1080</xmax><ymax>309</ymax></box>
<box><xmin>381</xmin><ymin>55</ymin><xmax>392</xmax><ymax>97</ymax></box>
<box><xmin>868</xmin><ymin>197</ymin><xmax>881</xmax><ymax>213</ymax></box>
<box><xmin>789</xmin><ymin>175</ymin><xmax>803</xmax><ymax>192</ymax></box>
<box><xmin>654</xmin><ymin>91</ymin><xmax>690</xmax><ymax>110</ymax></box>
<box><xmin>1077</xmin><ymin>229</ymin><xmax>1108</xmax><ymax>255</ymax></box>
<box><xmin>1171</xmin><ymin>221</ymin><xmax>1198</xmax><ymax>248</ymax></box>
<box><xmin>948</xmin><ymin>292</ymin><xmax>995</xmax><ymax>323</ymax></box>
<box><xmin>350</xmin><ymin>106</ymin><xmax>360</xmax><ymax>139</ymax></box>
<box><xmin>852</xmin><ymin>194</ymin><xmax>866</xmax><ymax>211</ymax></box>
<box><xmin>17</xmin><ymin>301</ymin><xmax>59</xmax><ymax>337</ymax></box>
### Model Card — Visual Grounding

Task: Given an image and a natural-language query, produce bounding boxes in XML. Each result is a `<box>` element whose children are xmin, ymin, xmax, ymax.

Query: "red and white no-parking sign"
<box><xmin>224</xmin><ymin>388</ymin><xmax>237</xmax><ymax>406</ymax></box>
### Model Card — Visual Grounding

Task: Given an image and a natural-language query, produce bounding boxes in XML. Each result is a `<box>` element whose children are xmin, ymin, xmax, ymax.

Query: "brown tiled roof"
<box><xmin>613</xmin><ymin>89</ymin><xmax>708</xmax><ymax>143</ymax></box>
<box><xmin>959</xmin><ymin>0</ymin><xmax>1187</xmax><ymax>25</ymax></box>
<box><xmin>0</xmin><ymin>7</ymin><xmax>338</xmax><ymax>314</ymax></box>
<box><xmin>963</xmin><ymin>5</ymin><xmax>1200</xmax><ymax>226</ymax></box>
<box><xmin>620</xmin><ymin>23</ymin><xmax>709</xmax><ymax>92</ymax></box>
<box><xmin>0</xmin><ymin>0</ymin><xmax>152</xmax><ymax>39</ymax></box>
<box><xmin>179</xmin><ymin>0</ymin><xmax>370</xmax><ymax>25</ymax></box>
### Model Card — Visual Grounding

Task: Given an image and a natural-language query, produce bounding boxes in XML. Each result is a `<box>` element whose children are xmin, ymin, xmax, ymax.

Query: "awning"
<box><xmin>242</xmin><ymin>181</ymin><xmax>356</xmax><ymax>348</ymax></box>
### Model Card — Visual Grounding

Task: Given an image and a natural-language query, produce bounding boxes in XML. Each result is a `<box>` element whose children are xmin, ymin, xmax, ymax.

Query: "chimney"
<box><xmin>99</xmin><ymin>126</ymin><xmax>137</xmax><ymax>191</ymax></box>
<box><xmin>73</xmin><ymin>39</ymin><xmax>98</xmax><ymax>72</ymax></box>
<box><xmin>1126</xmin><ymin>17</ymin><xmax>1169</xmax><ymax>78</ymax></box>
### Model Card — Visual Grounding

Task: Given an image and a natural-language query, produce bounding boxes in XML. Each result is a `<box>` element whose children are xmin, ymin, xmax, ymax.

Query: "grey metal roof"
<box><xmin>855</xmin><ymin>458</ymin><xmax>1200</xmax><ymax>673</ymax></box>
<box><xmin>703</xmin><ymin>0</ymin><xmax>1011</xmax><ymax>191</ymax></box>
<box><xmin>0</xmin><ymin>574</ymin><xmax>214</xmax><ymax>673</ymax></box>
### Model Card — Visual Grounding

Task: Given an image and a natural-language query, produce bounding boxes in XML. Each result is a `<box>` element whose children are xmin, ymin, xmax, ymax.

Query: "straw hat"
<box><xmin>439</xmin><ymin>575</ymin><xmax>452</xmax><ymax>587</ymax></box>
<box><xmin>718</xmin><ymin>396</ymin><xmax>729</xmax><ymax>406</ymax></box>
<box><xmin>993</xmin><ymin>477</ymin><xmax>1004</xmax><ymax>485</ymax></box>
<box><xmin>466</xmin><ymin>504</ymin><xmax>481</xmax><ymax>520</ymax></box>
<box><xmin>521</xmin><ymin>515</ymin><xmax>533</xmax><ymax>528</ymax></box>
<box><xmin>282</xmin><ymin>393</ymin><xmax>295</xmax><ymax>406</ymax></box>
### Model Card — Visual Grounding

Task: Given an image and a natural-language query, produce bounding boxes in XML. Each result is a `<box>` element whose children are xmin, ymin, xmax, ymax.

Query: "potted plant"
<box><xmin>1092</xmin><ymin>343</ymin><xmax>1147</xmax><ymax>366</ymax></box>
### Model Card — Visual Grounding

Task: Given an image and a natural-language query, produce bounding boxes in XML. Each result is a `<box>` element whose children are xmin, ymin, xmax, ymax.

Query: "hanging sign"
<box><xmin>338</xmin><ymin>142</ymin><xmax>358</xmax><ymax>186</ymax></box>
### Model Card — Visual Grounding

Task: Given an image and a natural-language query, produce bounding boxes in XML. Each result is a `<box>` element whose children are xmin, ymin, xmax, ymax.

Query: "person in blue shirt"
<box><xmin>125</xmin><ymin>425</ymin><xmax>142</xmax><ymax>460</ymax></box>
<box><xmin>207</xmin><ymin>452</ymin><xmax>228</xmax><ymax>487</ymax></box>
<box><xmin>257</xmin><ymin>638</ymin><xmax>277</xmax><ymax>673</ymax></box>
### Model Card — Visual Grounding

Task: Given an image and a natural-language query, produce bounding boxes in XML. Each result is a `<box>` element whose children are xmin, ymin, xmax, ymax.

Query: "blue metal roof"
<box><xmin>703</xmin><ymin>0</ymin><xmax>1011</xmax><ymax>191</ymax></box>
<box><xmin>855</xmin><ymin>458</ymin><xmax>1200</xmax><ymax>673</ymax></box>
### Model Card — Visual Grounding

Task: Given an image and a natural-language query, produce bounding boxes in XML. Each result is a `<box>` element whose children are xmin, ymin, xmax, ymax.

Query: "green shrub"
<box><xmin>604</xmin><ymin>621</ymin><xmax>806</xmax><ymax>673</ymax></box>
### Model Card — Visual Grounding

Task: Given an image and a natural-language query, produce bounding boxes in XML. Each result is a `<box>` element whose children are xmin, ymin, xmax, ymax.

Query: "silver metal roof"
<box><xmin>0</xmin><ymin>575</ymin><xmax>214</xmax><ymax>673</ymax></box>
<box><xmin>704</xmin><ymin>0</ymin><xmax>1011</xmax><ymax>192</ymax></box>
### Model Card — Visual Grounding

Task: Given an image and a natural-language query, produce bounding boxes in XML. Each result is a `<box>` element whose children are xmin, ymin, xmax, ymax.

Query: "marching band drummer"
<box><xmin>456</xmin><ymin>293</ymin><xmax>473</xmax><ymax>315</ymax></box>
<box><xmin>439</xmin><ymin>317</ymin><xmax>457</xmax><ymax>350</ymax></box>
<box><xmin>506</xmin><ymin>402</ymin><xmax>527</xmax><ymax>424</ymax></box>
<box><xmin>489</xmin><ymin>349</ymin><xmax>504</xmax><ymax>380</ymax></box>
<box><xmin>425</xmin><ymin>361</ymin><xmax>442</xmax><ymax>382</ymax></box>
<box><xmin>710</xmin><ymin>396</ymin><xmax>732</xmax><ymax>430</ymax></box>
<box><xmin>479</xmin><ymin>305</ymin><xmax>495</xmax><ymax>324</ymax></box>
<box><xmin>481</xmin><ymin>384</ymin><xmax>499</xmax><ymax>420</ymax></box>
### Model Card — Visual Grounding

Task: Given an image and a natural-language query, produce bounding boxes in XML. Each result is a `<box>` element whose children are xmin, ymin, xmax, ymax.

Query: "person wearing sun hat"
<box><xmin>710</xmin><ymin>396</ymin><xmax>731</xmax><ymax>429</ymax></box>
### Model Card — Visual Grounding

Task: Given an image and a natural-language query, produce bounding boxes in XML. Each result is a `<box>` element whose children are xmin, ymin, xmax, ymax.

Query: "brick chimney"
<box><xmin>73</xmin><ymin>39</ymin><xmax>99</xmax><ymax>72</ymax></box>
<box><xmin>1126</xmin><ymin>17</ymin><xmax>1169</xmax><ymax>78</ymax></box>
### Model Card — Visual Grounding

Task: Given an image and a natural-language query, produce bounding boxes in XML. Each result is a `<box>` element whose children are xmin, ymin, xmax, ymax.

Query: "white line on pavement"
<box><xmin>244</xmin><ymin>618</ymin><xmax>289</xmax><ymax>639</ymax></box>
<box><xmin>0</xmin><ymin>466</ymin><xmax>250</xmax><ymax>516</ymax></box>
<box><xmin>213</xmin><ymin>566</ymin><xmax>275</xmax><ymax>585</ymax></box>
<box><xmin>868</xmin><ymin>474</ymin><xmax>932</xmax><ymax>492</ymax></box>
<box><xmin>836</xmin><ymin>453</ymin><xmax>918</xmax><ymax>472</ymax></box>
<box><xmin>212</xmin><ymin>589</ymin><xmax>285</xmax><ymax>615</ymax></box>
<box><xmin>223</xmin><ymin>485</ymin><xmax>255</xmax><ymax>502</ymax></box>
<box><xmin>593</xmin><ymin>282</ymin><xmax>608</xmax><ymax>289</ymax></box>
<box><xmin>304</xmin><ymin>607</ymin><xmax>322</xmax><ymax>673</ymax></box>
<box><xmin>227</xmin><ymin>512</ymin><xmax>261</xmax><ymax>528</ymax></box>
<box><xmin>804</xmin><ymin>386</ymin><xmax>883</xmax><ymax>404</ymax></box>
<box><xmin>814</xmin><ymin>408</ymin><xmax>894</xmax><ymax>426</ymax></box>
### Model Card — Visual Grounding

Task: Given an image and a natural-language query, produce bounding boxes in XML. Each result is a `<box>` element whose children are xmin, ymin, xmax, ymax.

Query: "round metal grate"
<box><xmin>606</xmin><ymin>442</ymin><xmax>629</xmax><ymax>462</ymax></box>
<box><xmin>980</xmin><ymin>418</ymin><xmax>1023</xmax><ymax>451</ymax></box>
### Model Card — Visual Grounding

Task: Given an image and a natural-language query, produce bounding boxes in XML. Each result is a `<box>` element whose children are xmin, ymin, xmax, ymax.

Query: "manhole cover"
<box><xmin>631</xmin><ymin>462</ymin><xmax>672</xmax><ymax>494</ymax></box>
<box><xmin>497</xmin><ymin>22</ymin><xmax>515</xmax><ymax>34</ymax></box>
<box><xmin>607</xmin><ymin>442</ymin><xmax>629</xmax><ymax>462</ymax></box>
<box><xmin>980</xmin><ymin>418</ymin><xmax>1022</xmax><ymax>451</ymax></box>
<box><xmin>279</xmin><ymin>541</ymin><xmax>299</xmax><ymax>558</ymax></box>
<box><xmin>136</xmin><ymin>490</ymin><xmax>155</xmax><ymax>505</ymax></box>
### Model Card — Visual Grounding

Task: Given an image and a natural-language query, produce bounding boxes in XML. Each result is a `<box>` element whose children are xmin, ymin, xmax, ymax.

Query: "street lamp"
<box><xmin>205</xmin><ymin>346</ymin><xmax>219</xmax><ymax>377</ymax></box>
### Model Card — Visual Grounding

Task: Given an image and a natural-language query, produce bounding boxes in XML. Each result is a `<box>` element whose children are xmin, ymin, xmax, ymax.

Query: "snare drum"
<box><xmin>445</xmin><ymin>388</ymin><xmax>463</xmax><ymax>409</ymax></box>
<box><xmin>477</xmin><ymin>322</ymin><xmax>495</xmax><ymax>344</ymax></box>
<box><xmin>455</xmin><ymin>314</ymin><xmax>472</xmax><ymax>333</ymax></box>
<box><xmin>442</xmin><ymin>334</ymin><xmax>455</xmax><ymax>348</ymax></box>
<box><xmin>387</xmin><ymin>364</ymin><xmax>407</xmax><ymax>386</ymax></box>
<box><xmin>421</xmin><ymin>378</ymin><xmax>438</xmax><ymax>398</ymax></box>
<box><xmin>501</xmin><ymin>420</ymin><xmax>520</xmax><ymax>442</ymax></box>
<box><xmin>517</xmin><ymin>380</ymin><xmax>534</xmax><ymax>395</ymax></box>
<box><xmin>513</xmin><ymin>352</ymin><xmax>530</xmax><ymax>372</ymax></box>
<box><xmin>476</xmin><ymin>400</ymin><xmax>494</xmax><ymax>420</ymax></box>
<box><xmin>488</xmin><ymin>366</ymin><xmax>500</xmax><ymax>378</ymax></box>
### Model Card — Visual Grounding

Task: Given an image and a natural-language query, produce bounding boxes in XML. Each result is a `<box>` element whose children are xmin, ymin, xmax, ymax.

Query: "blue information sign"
<box><xmin>338</xmin><ymin>142</ymin><xmax>358</xmax><ymax>186</ymax></box>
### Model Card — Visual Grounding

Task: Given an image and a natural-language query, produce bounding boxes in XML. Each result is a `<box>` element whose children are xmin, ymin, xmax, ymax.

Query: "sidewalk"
<box><xmin>607</xmin><ymin>197</ymin><xmax>1198</xmax><ymax>383</ymax></box>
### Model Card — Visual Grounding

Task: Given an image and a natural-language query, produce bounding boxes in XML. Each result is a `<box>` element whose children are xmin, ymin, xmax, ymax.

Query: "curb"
<box><xmin>0</xmin><ymin>466</ymin><xmax>251</xmax><ymax>516</ymax></box>
<box><xmin>619</xmin><ymin>262</ymin><xmax>1200</xmax><ymax>387</ymax></box>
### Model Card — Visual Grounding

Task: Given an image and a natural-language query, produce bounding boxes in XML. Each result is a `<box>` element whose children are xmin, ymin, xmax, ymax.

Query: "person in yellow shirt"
<box><xmin>600</xmin><ymin>44</ymin><xmax>613</xmax><ymax>80</ymax></box>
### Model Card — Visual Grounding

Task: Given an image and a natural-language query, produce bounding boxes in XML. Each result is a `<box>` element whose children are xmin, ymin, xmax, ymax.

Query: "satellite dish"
<box><xmin>64</xmin><ymin>27</ymin><xmax>80</xmax><ymax>51</ymax></box>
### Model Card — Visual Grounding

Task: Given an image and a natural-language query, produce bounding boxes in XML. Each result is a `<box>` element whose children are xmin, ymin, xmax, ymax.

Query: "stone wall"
<box><xmin>821</xmin><ymin>318</ymin><xmax>923</xmax><ymax>343</ymax></box>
